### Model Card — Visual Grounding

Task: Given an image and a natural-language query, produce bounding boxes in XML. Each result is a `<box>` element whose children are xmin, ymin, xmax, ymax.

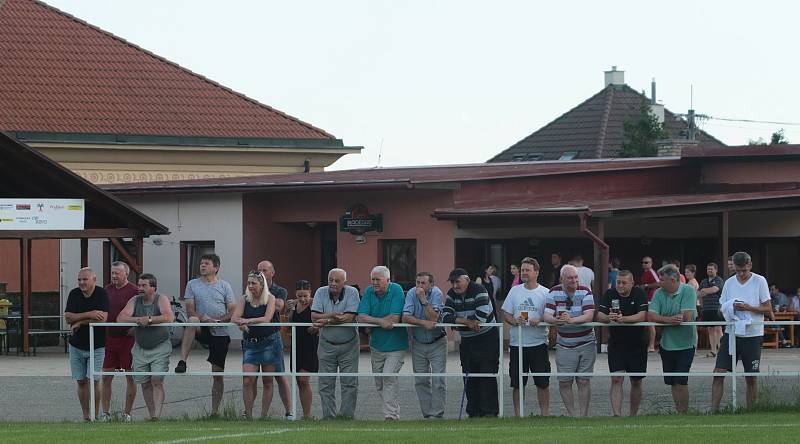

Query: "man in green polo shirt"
<box><xmin>648</xmin><ymin>264</ymin><xmax>697</xmax><ymax>413</ymax></box>
<box><xmin>357</xmin><ymin>265</ymin><xmax>408</xmax><ymax>420</ymax></box>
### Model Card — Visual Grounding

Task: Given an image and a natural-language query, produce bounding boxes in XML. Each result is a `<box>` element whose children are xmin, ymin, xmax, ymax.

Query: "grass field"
<box><xmin>1</xmin><ymin>412</ymin><xmax>798</xmax><ymax>444</ymax></box>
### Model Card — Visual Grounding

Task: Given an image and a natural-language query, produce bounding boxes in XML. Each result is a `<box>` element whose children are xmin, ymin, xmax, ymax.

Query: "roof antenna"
<box><xmin>377</xmin><ymin>137</ymin><xmax>384</xmax><ymax>168</ymax></box>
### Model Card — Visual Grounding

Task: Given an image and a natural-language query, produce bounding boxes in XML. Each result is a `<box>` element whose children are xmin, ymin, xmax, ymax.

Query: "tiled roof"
<box><xmin>0</xmin><ymin>0</ymin><xmax>334</xmax><ymax>139</ymax></box>
<box><xmin>489</xmin><ymin>84</ymin><xmax>726</xmax><ymax>162</ymax></box>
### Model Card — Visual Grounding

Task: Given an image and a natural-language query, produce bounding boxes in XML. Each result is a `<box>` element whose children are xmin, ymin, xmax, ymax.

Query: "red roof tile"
<box><xmin>0</xmin><ymin>0</ymin><xmax>333</xmax><ymax>139</ymax></box>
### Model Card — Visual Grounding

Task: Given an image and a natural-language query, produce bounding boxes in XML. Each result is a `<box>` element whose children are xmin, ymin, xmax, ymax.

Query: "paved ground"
<box><xmin>2</xmin><ymin>344</ymin><xmax>799</xmax><ymax>422</ymax></box>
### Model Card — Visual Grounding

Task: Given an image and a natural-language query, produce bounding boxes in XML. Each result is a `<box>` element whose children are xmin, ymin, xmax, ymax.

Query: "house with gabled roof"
<box><xmin>489</xmin><ymin>67</ymin><xmax>725</xmax><ymax>162</ymax></box>
<box><xmin>0</xmin><ymin>0</ymin><xmax>361</xmax><ymax>184</ymax></box>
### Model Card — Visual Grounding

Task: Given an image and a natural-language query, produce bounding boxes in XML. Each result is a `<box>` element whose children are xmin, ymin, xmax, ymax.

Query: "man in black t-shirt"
<box><xmin>64</xmin><ymin>267</ymin><xmax>109</xmax><ymax>421</ymax></box>
<box><xmin>596</xmin><ymin>270</ymin><xmax>649</xmax><ymax>416</ymax></box>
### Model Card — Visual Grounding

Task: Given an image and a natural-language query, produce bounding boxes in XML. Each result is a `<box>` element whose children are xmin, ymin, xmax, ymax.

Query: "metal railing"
<box><xmin>86</xmin><ymin>319</ymin><xmax>800</xmax><ymax>421</ymax></box>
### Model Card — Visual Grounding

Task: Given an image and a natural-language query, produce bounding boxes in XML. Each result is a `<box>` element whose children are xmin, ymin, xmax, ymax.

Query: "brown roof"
<box><xmin>104</xmin><ymin>157</ymin><xmax>682</xmax><ymax>194</ymax></box>
<box><xmin>489</xmin><ymin>84</ymin><xmax>726</xmax><ymax>162</ymax></box>
<box><xmin>0</xmin><ymin>0</ymin><xmax>333</xmax><ymax>140</ymax></box>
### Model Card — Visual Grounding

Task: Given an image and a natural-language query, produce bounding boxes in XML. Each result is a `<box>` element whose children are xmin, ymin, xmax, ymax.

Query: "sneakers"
<box><xmin>175</xmin><ymin>360</ymin><xmax>187</xmax><ymax>373</ymax></box>
<box><xmin>99</xmin><ymin>412</ymin><xmax>111</xmax><ymax>422</ymax></box>
<box><xmin>285</xmin><ymin>412</ymin><xmax>296</xmax><ymax>421</ymax></box>
<box><xmin>122</xmin><ymin>413</ymin><xmax>132</xmax><ymax>422</ymax></box>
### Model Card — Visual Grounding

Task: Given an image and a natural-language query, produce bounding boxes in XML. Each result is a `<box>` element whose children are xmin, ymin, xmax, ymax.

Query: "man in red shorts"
<box><xmin>100</xmin><ymin>261</ymin><xmax>139</xmax><ymax>421</ymax></box>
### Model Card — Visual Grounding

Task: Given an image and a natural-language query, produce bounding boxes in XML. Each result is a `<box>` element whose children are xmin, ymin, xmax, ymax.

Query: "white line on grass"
<box><xmin>150</xmin><ymin>429</ymin><xmax>290</xmax><ymax>444</ymax></box>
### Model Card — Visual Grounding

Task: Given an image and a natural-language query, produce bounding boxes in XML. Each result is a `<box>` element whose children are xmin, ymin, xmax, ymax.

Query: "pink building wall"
<box><xmin>242</xmin><ymin>189</ymin><xmax>456</xmax><ymax>292</ymax></box>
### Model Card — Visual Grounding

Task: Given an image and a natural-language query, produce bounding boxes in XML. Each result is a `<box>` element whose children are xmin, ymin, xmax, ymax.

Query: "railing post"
<box><xmin>497</xmin><ymin>322</ymin><xmax>504</xmax><ymax>418</ymax></box>
<box><xmin>291</xmin><ymin>325</ymin><xmax>298</xmax><ymax>420</ymax></box>
<box><xmin>89</xmin><ymin>323</ymin><xmax>95</xmax><ymax>422</ymax></box>
<box><xmin>730</xmin><ymin>320</ymin><xmax>737</xmax><ymax>410</ymax></box>
<box><xmin>517</xmin><ymin>324</ymin><xmax>524</xmax><ymax>417</ymax></box>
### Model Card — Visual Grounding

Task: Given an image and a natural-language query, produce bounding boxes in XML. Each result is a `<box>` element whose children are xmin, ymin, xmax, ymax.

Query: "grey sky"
<box><xmin>45</xmin><ymin>0</ymin><xmax>800</xmax><ymax>170</ymax></box>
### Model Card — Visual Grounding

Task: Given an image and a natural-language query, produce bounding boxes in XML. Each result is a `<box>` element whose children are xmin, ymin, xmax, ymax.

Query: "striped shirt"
<box><xmin>441</xmin><ymin>282</ymin><xmax>495</xmax><ymax>338</ymax></box>
<box><xmin>545</xmin><ymin>285</ymin><xmax>596</xmax><ymax>348</ymax></box>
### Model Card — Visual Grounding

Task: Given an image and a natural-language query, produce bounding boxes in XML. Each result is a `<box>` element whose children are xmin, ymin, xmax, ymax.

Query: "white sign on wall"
<box><xmin>0</xmin><ymin>199</ymin><xmax>85</xmax><ymax>230</ymax></box>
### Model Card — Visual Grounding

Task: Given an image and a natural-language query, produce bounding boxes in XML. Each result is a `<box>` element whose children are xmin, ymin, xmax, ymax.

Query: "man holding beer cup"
<box><xmin>544</xmin><ymin>264</ymin><xmax>596</xmax><ymax>417</ymax></box>
<box><xmin>501</xmin><ymin>257</ymin><xmax>551</xmax><ymax>417</ymax></box>
<box><xmin>596</xmin><ymin>270</ymin><xmax>649</xmax><ymax>416</ymax></box>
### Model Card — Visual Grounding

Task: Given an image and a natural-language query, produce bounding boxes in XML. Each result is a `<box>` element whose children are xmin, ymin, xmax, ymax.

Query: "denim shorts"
<box><xmin>242</xmin><ymin>332</ymin><xmax>285</xmax><ymax>370</ymax></box>
<box><xmin>69</xmin><ymin>344</ymin><xmax>105</xmax><ymax>381</ymax></box>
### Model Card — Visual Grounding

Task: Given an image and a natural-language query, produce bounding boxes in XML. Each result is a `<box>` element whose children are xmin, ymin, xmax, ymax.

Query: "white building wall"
<box><xmin>61</xmin><ymin>193</ymin><xmax>244</xmax><ymax>333</ymax></box>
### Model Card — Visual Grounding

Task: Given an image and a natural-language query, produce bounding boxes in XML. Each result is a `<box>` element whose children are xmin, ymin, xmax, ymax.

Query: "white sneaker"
<box><xmin>284</xmin><ymin>413</ymin><xmax>296</xmax><ymax>421</ymax></box>
<box><xmin>122</xmin><ymin>413</ymin><xmax>132</xmax><ymax>422</ymax></box>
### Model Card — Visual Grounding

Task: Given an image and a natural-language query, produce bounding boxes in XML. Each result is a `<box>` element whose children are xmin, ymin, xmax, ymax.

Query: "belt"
<box><xmin>243</xmin><ymin>332</ymin><xmax>274</xmax><ymax>344</ymax></box>
<box><xmin>322</xmin><ymin>336</ymin><xmax>356</xmax><ymax>346</ymax></box>
<box><xmin>415</xmin><ymin>333</ymin><xmax>446</xmax><ymax>345</ymax></box>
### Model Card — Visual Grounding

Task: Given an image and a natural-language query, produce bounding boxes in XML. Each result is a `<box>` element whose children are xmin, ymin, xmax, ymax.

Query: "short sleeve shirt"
<box><xmin>269</xmin><ymin>282</ymin><xmax>288</xmax><ymax>322</ymax></box>
<box><xmin>501</xmin><ymin>284</ymin><xmax>549</xmax><ymax>347</ymax></box>
<box><xmin>719</xmin><ymin>272</ymin><xmax>771</xmax><ymax>337</ymax></box>
<box><xmin>402</xmin><ymin>286</ymin><xmax>445</xmax><ymax>343</ymax></box>
<box><xmin>649</xmin><ymin>283</ymin><xmax>697</xmax><ymax>351</ymax></box>
<box><xmin>358</xmin><ymin>283</ymin><xmax>407</xmax><ymax>352</ymax></box>
<box><xmin>640</xmin><ymin>269</ymin><xmax>660</xmax><ymax>301</ymax></box>
<box><xmin>699</xmin><ymin>276</ymin><xmax>725</xmax><ymax>311</ymax></box>
<box><xmin>598</xmin><ymin>287</ymin><xmax>649</xmax><ymax>348</ymax></box>
<box><xmin>105</xmin><ymin>282</ymin><xmax>139</xmax><ymax>337</ymax></box>
<box><xmin>65</xmin><ymin>286</ymin><xmax>109</xmax><ymax>350</ymax></box>
<box><xmin>184</xmin><ymin>278</ymin><xmax>236</xmax><ymax>336</ymax></box>
<box><xmin>311</xmin><ymin>285</ymin><xmax>360</xmax><ymax>343</ymax></box>
<box><xmin>545</xmin><ymin>285</ymin><xmax>596</xmax><ymax>348</ymax></box>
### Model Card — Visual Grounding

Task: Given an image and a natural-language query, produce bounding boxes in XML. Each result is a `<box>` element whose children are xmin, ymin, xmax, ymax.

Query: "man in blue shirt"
<box><xmin>357</xmin><ymin>266</ymin><xmax>407</xmax><ymax>420</ymax></box>
<box><xmin>403</xmin><ymin>271</ymin><xmax>446</xmax><ymax>418</ymax></box>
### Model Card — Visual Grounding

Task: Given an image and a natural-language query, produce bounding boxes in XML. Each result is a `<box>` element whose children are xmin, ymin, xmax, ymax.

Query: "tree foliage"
<box><xmin>620</xmin><ymin>98</ymin><xmax>669</xmax><ymax>158</ymax></box>
<box><xmin>749</xmin><ymin>129</ymin><xmax>789</xmax><ymax>145</ymax></box>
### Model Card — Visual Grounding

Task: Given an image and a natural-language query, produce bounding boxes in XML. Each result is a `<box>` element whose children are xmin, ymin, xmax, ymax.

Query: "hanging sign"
<box><xmin>0</xmin><ymin>198</ymin><xmax>85</xmax><ymax>230</ymax></box>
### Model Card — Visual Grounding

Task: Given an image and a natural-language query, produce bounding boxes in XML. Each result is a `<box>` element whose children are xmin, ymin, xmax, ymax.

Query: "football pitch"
<box><xmin>1</xmin><ymin>413</ymin><xmax>797</xmax><ymax>444</ymax></box>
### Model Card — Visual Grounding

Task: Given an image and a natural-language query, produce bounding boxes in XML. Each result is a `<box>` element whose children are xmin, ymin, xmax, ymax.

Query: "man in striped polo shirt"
<box><xmin>441</xmin><ymin>268</ymin><xmax>499</xmax><ymax>418</ymax></box>
<box><xmin>544</xmin><ymin>264</ymin><xmax>596</xmax><ymax>417</ymax></box>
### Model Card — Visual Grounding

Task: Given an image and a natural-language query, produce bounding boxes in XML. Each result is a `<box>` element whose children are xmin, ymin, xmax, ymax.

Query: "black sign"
<box><xmin>339</xmin><ymin>204</ymin><xmax>383</xmax><ymax>235</ymax></box>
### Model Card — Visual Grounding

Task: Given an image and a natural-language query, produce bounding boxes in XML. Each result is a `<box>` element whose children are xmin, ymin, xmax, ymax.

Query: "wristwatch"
<box><xmin>147</xmin><ymin>315</ymin><xmax>152</xmax><ymax>325</ymax></box>
<box><xmin>421</xmin><ymin>302</ymin><xmax>430</xmax><ymax>307</ymax></box>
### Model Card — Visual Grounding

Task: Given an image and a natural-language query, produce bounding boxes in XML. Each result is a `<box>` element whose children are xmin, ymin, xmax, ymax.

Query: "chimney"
<box><xmin>604</xmin><ymin>66</ymin><xmax>625</xmax><ymax>87</ymax></box>
<box><xmin>649</xmin><ymin>77</ymin><xmax>664</xmax><ymax>124</ymax></box>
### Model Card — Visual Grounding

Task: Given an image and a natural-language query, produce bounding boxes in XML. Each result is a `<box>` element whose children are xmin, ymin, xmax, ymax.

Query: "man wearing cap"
<box><xmin>441</xmin><ymin>268</ymin><xmax>499</xmax><ymax>418</ymax></box>
<box><xmin>403</xmin><ymin>271</ymin><xmax>447</xmax><ymax>418</ymax></box>
<box><xmin>311</xmin><ymin>268</ymin><xmax>361</xmax><ymax>419</ymax></box>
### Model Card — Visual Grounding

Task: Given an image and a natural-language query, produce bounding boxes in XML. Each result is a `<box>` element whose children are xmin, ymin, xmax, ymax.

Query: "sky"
<box><xmin>44</xmin><ymin>0</ymin><xmax>800</xmax><ymax>170</ymax></box>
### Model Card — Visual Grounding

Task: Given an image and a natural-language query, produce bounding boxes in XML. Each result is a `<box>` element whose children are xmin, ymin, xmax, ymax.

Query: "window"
<box><xmin>512</xmin><ymin>152</ymin><xmax>543</xmax><ymax>162</ymax></box>
<box><xmin>382</xmin><ymin>240</ymin><xmax>417</xmax><ymax>291</ymax></box>
<box><xmin>558</xmin><ymin>151</ymin><xmax>578</xmax><ymax>161</ymax></box>
<box><xmin>180</xmin><ymin>241</ymin><xmax>215</xmax><ymax>298</ymax></box>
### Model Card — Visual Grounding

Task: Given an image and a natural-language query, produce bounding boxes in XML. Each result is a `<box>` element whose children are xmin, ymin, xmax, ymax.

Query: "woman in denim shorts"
<box><xmin>232</xmin><ymin>271</ymin><xmax>283</xmax><ymax>418</ymax></box>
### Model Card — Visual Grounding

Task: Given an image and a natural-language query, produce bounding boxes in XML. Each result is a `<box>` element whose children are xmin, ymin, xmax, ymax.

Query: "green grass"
<box><xmin>1</xmin><ymin>413</ymin><xmax>798</xmax><ymax>444</ymax></box>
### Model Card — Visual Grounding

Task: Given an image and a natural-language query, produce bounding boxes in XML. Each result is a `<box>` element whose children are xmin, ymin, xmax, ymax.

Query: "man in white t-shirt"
<box><xmin>711</xmin><ymin>251</ymin><xmax>772</xmax><ymax>411</ymax></box>
<box><xmin>500</xmin><ymin>257</ymin><xmax>550</xmax><ymax>417</ymax></box>
<box><xmin>572</xmin><ymin>254</ymin><xmax>595</xmax><ymax>290</ymax></box>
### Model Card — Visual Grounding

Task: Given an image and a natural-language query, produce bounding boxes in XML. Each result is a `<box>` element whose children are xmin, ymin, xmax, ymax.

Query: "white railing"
<box><xmin>86</xmin><ymin>319</ymin><xmax>800</xmax><ymax>421</ymax></box>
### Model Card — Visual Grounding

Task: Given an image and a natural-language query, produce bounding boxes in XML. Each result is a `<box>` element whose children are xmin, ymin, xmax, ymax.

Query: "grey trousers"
<box><xmin>317</xmin><ymin>336</ymin><xmax>359</xmax><ymax>418</ymax></box>
<box><xmin>370</xmin><ymin>348</ymin><xmax>406</xmax><ymax>420</ymax></box>
<box><xmin>411</xmin><ymin>336</ymin><xmax>447</xmax><ymax>418</ymax></box>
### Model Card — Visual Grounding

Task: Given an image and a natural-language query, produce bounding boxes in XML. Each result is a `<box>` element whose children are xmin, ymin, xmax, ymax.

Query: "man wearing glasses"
<box><xmin>711</xmin><ymin>251</ymin><xmax>772</xmax><ymax>410</ymax></box>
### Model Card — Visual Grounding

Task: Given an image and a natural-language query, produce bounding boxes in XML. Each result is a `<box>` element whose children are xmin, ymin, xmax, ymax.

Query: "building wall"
<box><xmin>243</xmin><ymin>189</ymin><xmax>456</xmax><ymax>293</ymax></box>
<box><xmin>0</xmin><ymin>239</ymin><xmax>60</xmax><ymax>293</ymax></box>
<box><xmin>61</xmin><ymin>193</ymin><xmax>244</xmax><ymax>308</ymax></box>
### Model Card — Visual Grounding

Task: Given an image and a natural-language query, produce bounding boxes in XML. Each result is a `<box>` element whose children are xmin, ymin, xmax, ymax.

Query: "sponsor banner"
<box><xmin>0</xmin><ymin>199</ymin><xmax>85</xmax><ymax>230</ymax></box>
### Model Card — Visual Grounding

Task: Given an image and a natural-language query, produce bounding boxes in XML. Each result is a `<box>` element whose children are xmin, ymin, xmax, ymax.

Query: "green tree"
<box><xmin>771</xmin><ymin>129</ymin><xmax>789</xmax><ymax>144</ymax></box>
<box><xmin>620</xmin><ymin>97</ymin><xmax>669</xmax><ymax>157</ymax></box>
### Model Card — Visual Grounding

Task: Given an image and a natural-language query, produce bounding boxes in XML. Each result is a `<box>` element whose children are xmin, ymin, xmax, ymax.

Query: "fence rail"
<box><xmin>86</xmin><ymin>319</ymin><xmax>800</xmax><ymax>420</ymax></box>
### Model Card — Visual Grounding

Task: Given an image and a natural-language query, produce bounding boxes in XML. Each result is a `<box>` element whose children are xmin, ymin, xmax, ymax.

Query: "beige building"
<box><xmin>0</xmin><ymin>0</ymin><xmax>360</xmax><ymax>184</ymax></box>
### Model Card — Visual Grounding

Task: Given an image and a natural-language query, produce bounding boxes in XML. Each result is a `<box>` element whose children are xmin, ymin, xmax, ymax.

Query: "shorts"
<box><xmin>197</xmin><ymin>327</ymin><xmax>230</xmax><ymax>369</ymax></box>
<box><xmin>132</xmin><ymin>339</ymin><xmax>172</xmax><ymax>384</ymax></box>
<box><xmin>103</xmin><ymin>335</ymin><xmax>134</xmax><ymax>371</ymax></box>
<box><xmin>659</xmin><ymin>347</ymin><xmax>694</xmax><ymax>385</ymax></box>
<box><xmin>242</xmin><ymin>332</ymin><xmax>285</xmax><ymax>369</ymax></box>
<box><xmin>555</xmin><ymin>342</ymin><xmax>596</xmax><ymax>382</ymax></box>
<box><xmin>608</xmin><ymin>344</ymin><xmax>648</xmax><ymax>380</ymax></box>
<box><xmin>69</xmin><ymin>345</ymin><xmax>105</xmax><ymax>381</ymax></box>
<box><xmin>509</xmin><ymin>344</ymin><xmax>550</xmax><ymax>388</ymax></box>
<box><xmin>701</xmin><ymin>310</ymin><xmax>724</xmax><ymax>323</ymax></box>
<box><xmin>715</xmin><ymin>334</ymin><xmax>762</xmax><ymax>373</ymax></box>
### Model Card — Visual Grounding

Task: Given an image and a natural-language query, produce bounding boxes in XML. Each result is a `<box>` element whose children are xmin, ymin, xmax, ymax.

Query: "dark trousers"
<box><xmin>459</xmin><ymin>328</ymin><xmax>500</xmax><ymax>417</ymax></box>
